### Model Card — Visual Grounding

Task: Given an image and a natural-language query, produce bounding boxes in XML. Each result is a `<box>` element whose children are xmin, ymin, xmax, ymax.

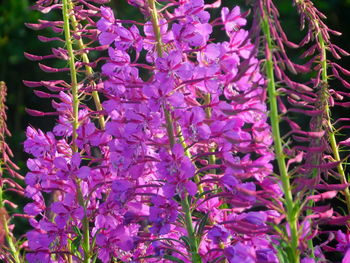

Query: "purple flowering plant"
<box><xmin>1</xmin><ymin>0</ymin><xmax>350</xmax><ymax>262</ymax></box>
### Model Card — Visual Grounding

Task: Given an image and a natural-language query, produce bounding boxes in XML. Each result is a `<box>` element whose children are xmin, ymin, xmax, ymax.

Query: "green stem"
<box><xmin>181</xmin><ymin>194</ymin><xmax>202</xmax><ymax>263</ymax></box>
<box><xmin>204</xmin><ymin>94</ymin><xmax>216</xmax><ymax>171</ymax></box>
<box><xmin>164</xmin><ymin>106</ymin><xmax>176</xmax><ymax>148</ymax></box>
<box><xmin>147</xmin><ymin>0</ymin><xmax>163</xmax><ymax>57</ymax></box>
<box><xmin>176</xmin><ymin>124</ymin><xmax>204</xmax><ymax>194</ymax></box>
<box><xmin>318</xmin><ymin>33</ymin><xmax>350</xmax><ymax>212</ymax></box>
<box><xmin>67</xmin><ymin>1</ymin><xmax>105</xmax><ymax>129</ymax></box>
<box><xmin>76</xmin><ymin>182</ymin><xmax>90</xmax><ymax>263</ymax></box>
<box><xmin>261</xmin><ymin>10</ymin><xmax>300</xmax><ymax>263</ymax></box>
<box><xmin>0</xmin><ymin>184</ymin><xmax>21</xmax><ymax>263</ymax></box>
<box><xmin>62</xmin><ymin>1</ymin><xmax>90</xmax><ymax>262</ymax></box>
<box><xmin>63</xmin><ymin>0</ymin><xmax>79</xmax><ymax>152</ymax></box>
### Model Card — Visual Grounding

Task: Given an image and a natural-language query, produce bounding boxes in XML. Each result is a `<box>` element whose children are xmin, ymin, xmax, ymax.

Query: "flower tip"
<box><xmin>23</xmin><ymin>80</ymin><xmax>42</xmax><ymax>87</ymax></box>
<box><xmin>25</xmin><ymin>108</ymin><xmax>57</xmax><ymax>117</ymax></box>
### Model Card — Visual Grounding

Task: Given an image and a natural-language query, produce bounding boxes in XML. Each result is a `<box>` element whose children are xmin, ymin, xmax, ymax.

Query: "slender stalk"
<box><xmin>0</xmin><ymin>185</ymin><xmax>21</xmax><ymax>263</ymax></box>
<box><xmin>164</xmin><ymin>105</ymin><xmax>176</xmax><ymax>148</ymax></box>
<box><xmin>204</xmin><ymin>94</ymin><xmax>216</xmax><ymax>172</ymax></box>
<box><xmin>0</xmin><ymin>82</ymin><xmax>20</xmax><ymax>263</ymax></box>
<box><xmin>67</xmin><ymin>1</ymin><xmax>105</xmax><ymax>129</ymax></box>
<box><xmin>176</xmin><ymin>124</ymin><xmax>204</xmax><ymax>194</ymax></box>
<box><xmin>261</xmin><ymin>9</ymin><xmax>300</xmax><ymax>263</ymax></box>
<box><xmin>62</xmin><ymin>1</ymin><xmax>90</xmax><ymax>262</ymax></box>
<box><xmin>318</xmin><ymin>33</ymin><xmax>350</xmax><ymax>212</ymax></box>
<box><xmin>147</xmin><ymin>0</ymin><xmax>163</xmax><ymax>58</ymax></box>
<box><xmin>63</xmin><ymin>0</ymin><xmax>79</xmax><ymax>152</ymax></box>
<box><xmin>181</xmin><ymin>194</ymin><xmax>202</xmax><ymax>263</ymax></box>
<box><xmin>76</xmin><ymin>183</ymin><xmax>90</xmax><ymax>263</ymax></box>
<box><xmin>147</xmin><ymin>1</ymin><xmax>202</xmax><ymax>261</ymax></box>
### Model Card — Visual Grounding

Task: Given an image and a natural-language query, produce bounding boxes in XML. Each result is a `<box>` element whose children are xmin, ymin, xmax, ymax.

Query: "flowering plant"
<box><xmin>1</xmin><ymin>0</ymin><xmax>350</xmax><ymax>262</ymax></box>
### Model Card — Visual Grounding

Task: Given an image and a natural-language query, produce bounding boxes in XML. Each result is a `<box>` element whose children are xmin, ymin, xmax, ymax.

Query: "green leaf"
<box><xmin>195</xmin><ymin>213</ymin><xmax>208</xmax><ymax>238</ymax></box>
<box><xmin>177</xmin><ymin>213</ymin><xmax>185</xmax><ymax>225</ymax></box>
<box><xmin>179</xmin><ymin>236</ymin><xmax>191</xmax><ymax>249</ymax></box>
<box><xmin>191</xmin><ymin>253</ymin><xmax>202</xmax><ymax>263</ymax></box>
<box><xmin>137</xmin><ymin>255</ymin><xmax>160</xmax><ymax>260</ymax></box>
<box><xmin>271</xmin><ymin>240</ymin><xmax>288</xmax><ymax>263</ymax></box>
<box><xmin>91</xmin><ymin>228</ymin><xmax>102</xmax><ymax>251</ymax></box>
<box><xmin>195</xmin><ymin>190</ymin><xmax>216</xmax><ymax>201</ymax></box>
<box><xmin>291</xmin><ymin>200</ymin><xmax>301</xmax><ymax>219</ymax></box>
<box><xmin>163</xmin><ymin>255</ymin><xmax>185</xmax><ymax>263</ymax></box>
<box><xmin>208</xmin><ymin>255</ymin><xmax>225</xmax><ymax>263</ymax></box>
<box><xmin>73</xmin><ymin>225</ymin><xmax>82</xmax><ymax>236</ymax></box>
<box><xmin>91</xmin><ymin>253</ymin><xmax>98</xmax><ymax>263</ymax></box>
<box><xmin>71</xmin><ymin>235</ymin><xmax>82</xmax><ymax>254</ymax></box>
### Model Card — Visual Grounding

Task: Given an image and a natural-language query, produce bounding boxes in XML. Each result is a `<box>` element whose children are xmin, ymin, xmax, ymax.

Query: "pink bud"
<box><xmin>307</xmin><ymin>191</ymin><xmax>338</xmax><ymax>202</ymax></box>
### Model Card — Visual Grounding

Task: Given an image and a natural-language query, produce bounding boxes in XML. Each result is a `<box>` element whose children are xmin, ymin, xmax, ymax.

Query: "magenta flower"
<box><xmin>110</xmin><ymin>179</ymin><xmax>135</xmax><ymax>205</ymax></box>
<box><xmin>26</xmin><ymin>230</ymin><xmax>53</xmax><ymax>263</ymax></box>
<box><xmin>24</xmin><ymin>127</ymin><xmax>56</xmax><ymax>158</ymax></box>
<box><xmin>221</xmin><ymin>6</ymin><xmax>247</xmax><ymax>34</ymax></box>
<box><xmin>224</xmin><ymin>242</ymin><xmax>256</xmax><ymax>263</ymax></box>
<box><xmin>149</xmin><ymin>195</ymin><xmax>179</xmax><ymax>235</ymax></box>
<box><xmin>143</xmin><ymin>77</ymin><xmax>185</xmax><ymax>112</ymax></box>
<box><xmin>50</xmin><ymin>193</ymin><xmax>84</xmax><ymax>229</ymax></box>
<box><xmin>157</xmin><ymin>144</ymin><xmax>197</xmax><ymax>197</ymax></box>
<box><xmin>336</xmin><ymin>230</ymin><xmax>350</xmax><ymax>263</ymax></box>
<box><xmin>96</xmin><ymin>225</ymin><xmax>137</xmax><ymax>262</ymax></box>
<box><xmin>180</xmin><ymin>107</ymin><xmax>211</xmax><ymax>142</ymax></box>
<box><xmin>207</xmin><ymin>225</ymin><xmax>230</xmax><ymax>244</ymax></box>
<box><xmin>256</xmin><ymin>249</ymin><xmax>279</xmax><ymax>263</ymax></box>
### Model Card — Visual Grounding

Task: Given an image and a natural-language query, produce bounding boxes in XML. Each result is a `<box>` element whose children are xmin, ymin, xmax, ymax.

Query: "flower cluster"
<box><xmin>93</xmin><ymin>0</ymin><xmax>277</xmax><ymax>261</ymax></box>
<box><xmin>22</xmin><ymin>0</ymin><xmax>279</xmax><ymax>261</ymax></box>
<box><xmin>20</xmin><ymin>0</ymin><xmax>350</xmax><ymax>262</ymax></box>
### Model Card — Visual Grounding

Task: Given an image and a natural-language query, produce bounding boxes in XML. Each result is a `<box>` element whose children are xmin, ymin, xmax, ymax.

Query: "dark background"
<box><xmin>0</xmin><ymin>0</ymin><xmax>350</xmax><ymax>259</ymax></box>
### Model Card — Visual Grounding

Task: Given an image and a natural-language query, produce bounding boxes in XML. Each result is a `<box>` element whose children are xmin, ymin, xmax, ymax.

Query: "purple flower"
<box><xmin>172</xmin><ymin>22</ymin><xmax>212</xmax><ymax>47</ymax></box>
<box><xmin>142</xmin><ymin>76</ymin><xmax>185</xmax><ymax>112</ymax></box>
<box><xmin>224</xmin><ymin>242</ymin><xmax>256</xmax><ymax>263</ymax></box>
<box><xmin>185</xmin><ymin>0</ymin><xmax>209</xmax><ymax>21</ymax></box>
<box><xmin>96</xmin><ymin>225</ymin><xmax>138</xmax><ymax>262</ymax></box>
<box><xmin>179</xmin><ymin>107</ymin><xmax>211</xmax><ymax>142</ymax></box>
<box><xmin>149</xmin><ymin>196</ymin><xmax>178</xmax><ymax>235</ymax></box>
<box><xmin>144</xmin><ymin>19</ymin><xmax>173</xmax><ymax>50</ymax></box>
<box><xmin>53</xmin><ymin>152</ymin><xmax>80</xmax><ymax>180</ymax></box>
<box><xmin>155</xmin><ymin>50</ymin><xmax>194</xmax><ymax>80</ymax></box>
<box><xmin>207</xmin><ymin>225</ymin><xmax>230</xmax><ymax>244</ymax></box>
<box><xmin>97</xmin><ymin>7</ymin><xmax>119</xmax><ymax>45</ymax></box>
<box><xmin>237</xmin><ymin>211</ymin><xmax>267</xmax><ymax>227</ymax></box>
<box><xmin>256</xmin><ymin>248</ymin><xmax>279</xmax><ymax>263</ymax></box>
<box><xmin>221</xmin><ymin>6</ymin><xmax>247</xmax><ymax>34</ymax></box>
<box><xmin>157</xmin><ymin>144</ymin><xmax>197</xmax><ymax>197</ymax></box>
<box><xmin>336</xmin><ymin>230</ymin><xmax>350</xmax><ymax>263</ymax></box>
<box><xmin>50</xmin><ymin>193</ymin><xmax>84</xmax><ymax>229</ymax></box>
<box><xmin>301</xmin><ymin>258</ymin><xmax>316</xmax><ymax>263</ymax></box>
<box><xmin>198</xmin><ymin>43</ymin><xmax>225</xmax><ymax>65</ymax></box>
<box><xmin>114</xmin><ymin>24</ymin><xmax>143</xmax><ymax>53</ymax></box>
<box><xmin>110</xmin><ymin>179</ymin><xmax>135</xmax><ymax>205</ymax></box>
<box><xmin>26</xmin><ymin>230</ymin><xmax>54</xmax><ymax>262</ymax></box>
<box><xmin>24</xmin><ymin>127</ymin><xmax>56</xmax><ymax>158</ymax></box>
<box><xmin>24</xmin><ymin>188</ymin><xmax>46</xmax><ymax>216</ymax></box>
<box><xmin>26</xmin><ymin>252</ymin><xmax>51</xmax><ymax>263</ymax></box>
<box><xmin>23</xmin><ymin>0</ymin><xmax>282</xmax><ymax>260</ymax></box>
<box><xmin>98</xmin><ymin>6</ymin><xmax>115</xmax><ymax>31</ymax></box>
